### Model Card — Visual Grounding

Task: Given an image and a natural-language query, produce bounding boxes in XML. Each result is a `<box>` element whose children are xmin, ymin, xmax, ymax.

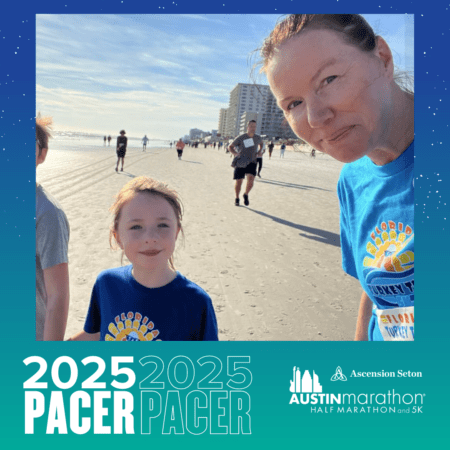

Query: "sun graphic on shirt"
<box><xmin>105</xmin><ymin>311</ymin><xmax>161</xmax><ymax>341</ymax></box>
<box><xmin>363</xmin><ymin>227</ymin><xmax>414</xmax><ymax>273</ymax></box>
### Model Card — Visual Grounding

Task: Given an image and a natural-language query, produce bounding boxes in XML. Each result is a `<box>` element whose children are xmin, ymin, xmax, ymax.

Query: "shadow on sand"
<box><xmin>247</xmin><ymin>208</ymin><xmax>341</xmax><ymax>248</ymax></box>
<box><xmin>257</xmin><ymin>178</ymin><xmax>332</xmax><ymax>192</ymax></box>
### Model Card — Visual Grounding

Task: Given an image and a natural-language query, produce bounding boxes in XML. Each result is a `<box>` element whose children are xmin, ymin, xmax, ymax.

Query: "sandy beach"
<box><xmin>37</xmin><ymin>142</ymin><xmax>362</xmax><ymax>341</ymax></box>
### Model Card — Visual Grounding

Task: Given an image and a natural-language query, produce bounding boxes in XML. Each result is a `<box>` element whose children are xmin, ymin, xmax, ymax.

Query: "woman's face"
<box><xmin>266</xmin><ymin>29</ymin><xmax>393</xmax><ymax>163</ymax></box>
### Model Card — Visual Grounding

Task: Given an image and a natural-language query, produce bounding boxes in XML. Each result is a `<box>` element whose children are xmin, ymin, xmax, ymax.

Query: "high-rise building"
<box><xmin>221</xmin><ymin>83</ymin><xmax>297</xmax><ymax>139</ymax></box>
<box><xmin>189</xmin><ymin>128</ymin><xmax>204</xmax><ymax>140</ymax></box>
<box><xmin>218</xmin><ymin>108</ymin><xmax>228</xmax><ymax>136</ymax></box>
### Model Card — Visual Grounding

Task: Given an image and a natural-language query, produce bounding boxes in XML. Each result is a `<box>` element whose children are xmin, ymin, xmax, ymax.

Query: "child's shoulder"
<box><xmin>172</xmin><ymin>273</ymin><xmax>212</xmax><ymax>304</ymax></box>
<box><xmin>96</xmin><ymin>265</ymin><xmax>131</xmax><ymax>284</ymax></box>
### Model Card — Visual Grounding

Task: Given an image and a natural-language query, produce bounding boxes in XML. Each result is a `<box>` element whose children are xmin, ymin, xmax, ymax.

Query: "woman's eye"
<box><xmin>158</xmin><ymin>223</ymin><xmax>169</xmax><ymax>228</ymax></box>
<box><xmin>287</xmin><ymin>100</ymin><xmax>303</xmax><ymax>111</ymax></box>
<box><xmin>130</xmin><ymin>225</ymin><xmax>142</xmax><ymax>230</ymax></box>
<box><xmin>324</xmin><ymin>75</ymin><xmax>337</xmax><ymax>85</ymax></box>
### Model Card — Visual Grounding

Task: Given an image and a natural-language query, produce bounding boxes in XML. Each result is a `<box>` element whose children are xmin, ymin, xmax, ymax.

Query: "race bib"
<box><xmin>376</xmin><ymin>306</ymin><xmax>414</xmax><ymax>341</ymax></box>
<box><xmin>243</xmin><ymin>138</ymin><xmax>254</xmax><ymax>148</ymax></box>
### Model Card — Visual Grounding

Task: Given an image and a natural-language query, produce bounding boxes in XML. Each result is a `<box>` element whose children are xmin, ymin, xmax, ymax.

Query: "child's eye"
<box><xmin>287</xmin><ymin>100</ymin><xmax>303</xmax><ymax>111</ymax></box>
<box><xmin>130</xmin><ymin>225</ymin><xmax>142</xmax><ymax>230</ymax></box>
<box><xmin>158</xmin><ymin>223</ymin><xmax>169</xmax><ymax>228</ymax></box>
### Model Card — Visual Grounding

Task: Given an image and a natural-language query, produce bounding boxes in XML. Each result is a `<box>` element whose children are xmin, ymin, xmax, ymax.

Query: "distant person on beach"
<box><xmin>68</xmin><ymin>176</ymin><xmax>218</xmax><ymax>341</ymax></box>
<box><xmin>36</xmin><ymin>115</ymin><xmax>70</xmax><ymax>341</ymax></box>
<box><xmin>170</xmin><ymin>142</ymin><xmax>173</xmax><ymax>148</ymax></box>
<box><xmin>280</xmin><ymin>143</ymin><xmax>286</xmax><ymax>158</ymax></box>
<box><xmin>116</xmin><ymin>130</ymin><xmax>127</xmax><ymax>172</ymax></box>
<box><xmin>142</xmin><ymin>135</ymin><xmax>149</xmax><ymax>151</ymax></box>
<box><xmin>176</xmin><ymin>138</ymin><xmax>185</xmax><ymax>160</ymax></box>
<box><xmin>229</xmin><ymin>119</ymin><xmax>263</xmax><ymax>206</ymax></box>
<box><xmin>107</xmin><ymin>135</ymin><xmax>111</xmax><ymax>146</ymax></box>
<box><xmin>268</xmin><ymin>141</ymin><xmax>275</xmax><ymax>159</ymax></box>
<box><xmin>256</xmin><ymin>142</ymin><xmax>266</xmax><ymax>177</ymax></box>
<box><xmin>103</xmin><ymin>136</ymin><xmax>107</xmax><ymax>146</ymax></box>
<box><xmin>262</xmin><ymin>14</ymin><xmax>414</xmax><ymax>341</ymax></box>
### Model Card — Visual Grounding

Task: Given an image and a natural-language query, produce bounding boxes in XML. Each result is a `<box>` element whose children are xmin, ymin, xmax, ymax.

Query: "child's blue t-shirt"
<box><xmin>337</xmin><ymin>142</ymin><xmax>414</xmax><ymax>341</ymax></box>
<box><xmin>84</xmin><ymin>265</ymin><xmax>219</xmax><ymax>341</ymax></box>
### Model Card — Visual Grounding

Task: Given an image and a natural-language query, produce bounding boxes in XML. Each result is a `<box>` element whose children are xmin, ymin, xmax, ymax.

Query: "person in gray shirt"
<box><xmin>36</xmin><ymin>115</ymin><xmax>70</xmax><ymax>340</ymax></box>
<box><xmin>229</xmin><ymin>120</ymin><xmax>263</xmax><ymax>206</ymax></box>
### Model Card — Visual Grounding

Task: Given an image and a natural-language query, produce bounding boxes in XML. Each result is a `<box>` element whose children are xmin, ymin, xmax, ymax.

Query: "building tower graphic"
<box><xmin>289</xmin><ymin>367</ymin><xmax>323</xmax><ymax>393</ymax></box>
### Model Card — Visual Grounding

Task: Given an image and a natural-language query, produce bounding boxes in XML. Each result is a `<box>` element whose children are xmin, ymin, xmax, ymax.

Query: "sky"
<box><xmin>36</xmin><ymin>14</ymin><xmax>414</xmax><ymax>140</ymax></box>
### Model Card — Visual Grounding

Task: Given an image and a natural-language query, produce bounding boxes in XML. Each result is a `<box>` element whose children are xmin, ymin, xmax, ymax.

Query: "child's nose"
<box><xmin>145</xmin><ymin>228</ymin><xmax>158</xmax><ymax>242</ymax></box>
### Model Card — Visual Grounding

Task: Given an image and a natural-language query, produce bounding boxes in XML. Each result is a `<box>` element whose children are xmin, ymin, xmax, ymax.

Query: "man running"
<box><xmin>176</xmin><ymin>138</ymin><xmax>185</xmax><ymax>160</ymax></box>
<box><xmin>115</xmin><ymin>130</ymin><xmax>127</xmax><ymax>172</ymax></box>
<box><xmin>142</xmin><ymin>135</ymin><xmax>149</xmax><ymax>151</ymax></box>
<box><xmin>229</xmin><ymin>120</ymin><xmax>263</xmax><ymax>206</ymax></box>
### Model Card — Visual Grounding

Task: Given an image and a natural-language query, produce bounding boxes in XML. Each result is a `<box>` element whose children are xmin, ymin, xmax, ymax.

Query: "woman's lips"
<box><xmin>326</xmin><ymin>126</ymin><xmax>356</xmax><ymax>143</ymax></box>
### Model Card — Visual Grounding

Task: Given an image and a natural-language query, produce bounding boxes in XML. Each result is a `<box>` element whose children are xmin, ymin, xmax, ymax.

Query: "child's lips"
<box><xmin>140</xmin><ymin>250</ymin><xmax>162</xmax><ymax>256</ymax></box>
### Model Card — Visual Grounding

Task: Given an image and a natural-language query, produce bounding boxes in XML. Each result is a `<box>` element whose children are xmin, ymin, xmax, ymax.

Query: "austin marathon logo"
<box><xmin>288</xmin><ymin>366</ymin><xmax>424</xmax><ymax>414</ymax></box>
<box><xmin>289</xmin><ymin>366</ymin><xmax>323</xmax><ymax>393</ymax></box>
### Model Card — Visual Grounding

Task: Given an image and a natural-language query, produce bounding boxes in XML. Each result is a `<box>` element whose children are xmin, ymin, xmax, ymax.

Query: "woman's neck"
<box><xmin>368</xmin><ymin>87</ymin><xmax>414</xmax><ymax>166</ymax></box>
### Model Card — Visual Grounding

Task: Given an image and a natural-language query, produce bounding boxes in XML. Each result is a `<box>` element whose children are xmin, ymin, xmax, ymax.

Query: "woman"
<box><xmin>261</xmin><ymin>14</ymin><xmax>414</xmax><ymax>341</ymax></box>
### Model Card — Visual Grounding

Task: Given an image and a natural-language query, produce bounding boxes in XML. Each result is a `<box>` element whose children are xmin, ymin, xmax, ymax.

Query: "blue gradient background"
<box><xmin>1</xmin><ymin>0</ymin><xmax>448</xmax><ymax>447</ymax></box>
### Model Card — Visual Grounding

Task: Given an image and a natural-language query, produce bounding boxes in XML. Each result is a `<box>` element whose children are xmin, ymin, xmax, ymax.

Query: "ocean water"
<box><xmin>52</xmin><ymin>130</ymin><xmax>169</xmax><ymax>151</ymax></box>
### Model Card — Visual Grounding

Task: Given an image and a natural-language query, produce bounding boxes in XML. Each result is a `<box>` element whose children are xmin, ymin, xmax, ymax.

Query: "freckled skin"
<box><xmin>266</xmin><ymin>29</ymin><xmax>412</xmax><ymax>166</ymax></box>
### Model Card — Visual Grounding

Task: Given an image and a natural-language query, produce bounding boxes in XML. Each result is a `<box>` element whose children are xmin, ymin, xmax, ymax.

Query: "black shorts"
<box><xmin>233</xmin><ymin>162</ymin><xmax>257</xmax><ymax>180</ymax></box>
<box><xmin>117</xmin><ymin>148</ymin><xmax>126</xmax><ymax>158</ymax></box>
<box><xmin>177</xmin><ymin>149</ymin><xmax>183</xmax><ymax>156</ymax></box>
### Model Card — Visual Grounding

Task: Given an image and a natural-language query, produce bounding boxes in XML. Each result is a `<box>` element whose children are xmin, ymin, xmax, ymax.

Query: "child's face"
<box><xmin>116</xmin><ymin>193</ymin><xmax>180</xmax><ymax>272</ymax></box>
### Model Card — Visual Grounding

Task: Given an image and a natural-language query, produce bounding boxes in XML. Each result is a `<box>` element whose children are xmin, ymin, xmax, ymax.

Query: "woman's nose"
<box><xmin>307</xmin><ymin>97</ymin><xmax>333</xmax><ymax>128</ymax></box>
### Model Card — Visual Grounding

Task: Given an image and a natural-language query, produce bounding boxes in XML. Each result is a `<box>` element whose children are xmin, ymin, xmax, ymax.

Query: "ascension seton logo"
<box><xmin>331</xmin><ymin>366</ymin><xmax>347</xmax><ymax>381</ymax></box>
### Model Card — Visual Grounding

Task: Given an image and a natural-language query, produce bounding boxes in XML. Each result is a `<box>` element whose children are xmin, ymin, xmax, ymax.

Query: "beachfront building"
<box><xmin>189</xmin><ymin>128</ymin><xmax>206</xmax><ymax>140</ymax></box>
<box><xmin>221</xmin><ymin>82</ymin><xmax>297</xmax><ymax>140</ymax></box>
<box><xmin>238</xmin><ymin>111</ymin><xmax>262</xmax><ymax>135</ymax></box>
<box><xmin>224</xmin><ymin>83</ymin><xmax>269</xmax><ymax>137</ymax></box>
<box><xmin>261</xmin><ymin>93</ymin><xmax>297</xmax><ymax>140</ymax></box>
<box><xmin>218</xmin><ymin>108</ymin><xmax>228</xmax><ymax>136</ymax></box>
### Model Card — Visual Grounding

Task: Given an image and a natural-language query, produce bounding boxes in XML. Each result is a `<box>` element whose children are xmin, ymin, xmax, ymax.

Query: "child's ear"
<box><xmin>36</xmin><ymin>147</ymin><xmax>48</xmax><ymax>166</ymax></box>
<box><xmin>115</xmin><ymin>232</ymin><xmax>123</xmax><ymax>249</ymax></box>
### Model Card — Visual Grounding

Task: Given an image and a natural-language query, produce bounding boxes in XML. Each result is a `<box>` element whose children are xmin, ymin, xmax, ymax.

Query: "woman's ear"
<box><xmin>374</xmin><ymin>36</ymin><xmax>394</xmax><ymax>79</ymax></box>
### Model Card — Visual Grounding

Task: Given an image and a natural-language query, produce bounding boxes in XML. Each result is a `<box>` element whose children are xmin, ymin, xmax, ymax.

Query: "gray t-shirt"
<box><xmin>36</xmin><ymin>184</ymin><xmax>70</xmax><ymax>341</ymax></box>
<box><xmin>231</xmin><ymin>133</ymin><xmax>263</xmax><ymax>168</ymax></box>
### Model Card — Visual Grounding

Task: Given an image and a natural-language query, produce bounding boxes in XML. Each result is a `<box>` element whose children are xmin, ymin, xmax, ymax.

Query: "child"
<box><xmin>36</xmin><ymin>115</ymin><xmax>70</xmax><ymax>340</ymax></box>
<box><xmin>69</xmin><ymin>176</ymin><xmax>218</xmax><ymax>341</ymax></box>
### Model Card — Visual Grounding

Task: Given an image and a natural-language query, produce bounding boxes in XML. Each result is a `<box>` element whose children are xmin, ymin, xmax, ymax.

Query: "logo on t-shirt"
<box><xmin>363</xmin><ymin>220</ymin><xmax>414</xmax><ymax>309</ymax></box>
<box><xmin>105</xmin><ymin>311</ymin><xmax>161</xmax><ymax>341</ymax></box>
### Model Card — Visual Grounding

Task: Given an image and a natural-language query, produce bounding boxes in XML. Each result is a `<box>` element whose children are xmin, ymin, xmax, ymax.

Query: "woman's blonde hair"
<box><xmin>109</xmin><ymin>176</ymin><xmax>184</xmax><ymax>269</ymax></box>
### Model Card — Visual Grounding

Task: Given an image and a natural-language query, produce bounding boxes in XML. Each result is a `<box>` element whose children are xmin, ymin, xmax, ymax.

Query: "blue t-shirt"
<box><xmin>338</xmin><ymin>142</ymin><xmax>414</xmax><ymax>341</ymax></box>
<box><xmin>84</xmin><ymin>266</ymin><xmax>218</xmax><ymax>341</ymax></box>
